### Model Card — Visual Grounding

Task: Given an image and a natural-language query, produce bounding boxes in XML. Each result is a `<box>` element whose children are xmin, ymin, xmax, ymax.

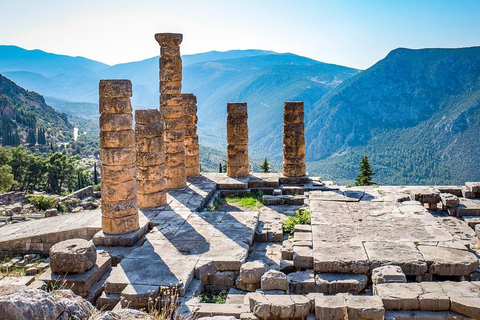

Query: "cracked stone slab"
<box><xmin>417</xmin><ymin>244</ymin><xmax>479</xmax><ymax>276</ymax></box>
<box><xmin>313</xmin><ymin>241</ymin><xmax>370</xmax><ymax>274</ymax></box>
<box><xmin>364</xmin><ymin>241</ymin><xmax>427</xmax><ymax>275</ymax></box>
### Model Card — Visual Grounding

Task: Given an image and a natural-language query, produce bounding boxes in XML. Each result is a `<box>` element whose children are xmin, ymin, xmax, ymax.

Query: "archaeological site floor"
<box><xmin>1</xmin><ymin>173</ymin><xmax>480</xmax><ymax>319</ymax></box>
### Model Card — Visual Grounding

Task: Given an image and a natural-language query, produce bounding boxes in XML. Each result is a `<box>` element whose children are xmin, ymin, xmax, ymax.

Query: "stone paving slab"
<box><xmin>417</xmin><ymin>244</ymin><xmax>479</xmax><ymax>276</ymax></box>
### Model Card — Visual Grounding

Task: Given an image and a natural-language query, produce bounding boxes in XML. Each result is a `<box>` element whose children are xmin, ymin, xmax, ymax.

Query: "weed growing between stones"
<box><xmin>282</xmin><ymin>209</ymin><xmax>311</xmax><ymax>235</ymax></box>
<box><xmin>224</xmin><ymin>191</ymin><xmax>264</xmax><ymax>210</ymax></box>
<box><xmin>27</xmin><ymin>194</ymin><xmax>56</xmax><ymax>211</ymax></box>
<box><xmin>148</xmin><ymin>287</ymin><xmax>186</xmax><ymax>320</ymax></box>
<box><xmin>208</xmin><ymin>196</ymin><xmax>226</xmax><ymax>211</ymax></box>
<box><xmin>196</xmin><ymin>289</ymin><xmax>228</xmax><ymax>304</ymax></box>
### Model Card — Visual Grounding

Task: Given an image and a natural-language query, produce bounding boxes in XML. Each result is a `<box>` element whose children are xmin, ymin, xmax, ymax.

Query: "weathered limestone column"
<box><xmin>155</xmin><ymin>33</ymin><xmax>186</xmax><ymax>189</ymax></box>
<box><xmin>227</xmin><ymin>103</ymin><xmax>249</xmax><ymax>177</ymax></box>
<box><xmin>183</xmin><ymin>93</ymin><xmax>200</xmax><ymax>177</ymax></box>
<box><xmin>283</xmin><ymin>101</ymin><xmax>306</xmax><ymax>177</ymax></box>
<box><xmin>135</xmin><ymin>109</ymin><xmax>166</xmax><ymax>208</ymax></box>
<box><xmin>99</xmin><ymin>80</ymin><xmax>139</xmax><ymax>235</ymax></box>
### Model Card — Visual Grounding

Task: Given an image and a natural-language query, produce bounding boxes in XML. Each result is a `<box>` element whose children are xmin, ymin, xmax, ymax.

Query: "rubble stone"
<box><xmin>49</xmin><ymin>238</ymin><xmax>96</xmax><ymax>274</ymax></box>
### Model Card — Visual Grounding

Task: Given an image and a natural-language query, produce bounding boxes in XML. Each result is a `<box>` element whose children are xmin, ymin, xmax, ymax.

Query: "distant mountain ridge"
<box><xmin>306</xmin><ymin>46</ymin><xmax>480</xmax><ymax>184</ymax></box>
<box><xmin>0</xmin><ymin>73</ymin><xmax>72</xmax><ymax>146</ymax></box>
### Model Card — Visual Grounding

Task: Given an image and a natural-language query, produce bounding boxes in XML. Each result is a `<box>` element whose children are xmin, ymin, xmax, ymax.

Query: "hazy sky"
<box><xmin>1</xmin><ymin>0</ymin><xmax>479</xmax><ymax>69</ymax></box>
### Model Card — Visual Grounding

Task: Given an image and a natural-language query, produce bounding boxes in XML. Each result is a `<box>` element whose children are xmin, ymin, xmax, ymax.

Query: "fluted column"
<box><xmin>155</xmin><ymin>33</ymin><xmax>186</xmax><ymax>189</ymax></box>
<box><xmin>183</xmin><ymin>93</ymin><xmax>200</xmax><ymax>177</ymax></box>
<box><xmin>135</xmin><ymin>109</ymin><xmax>166</xmax><ymax>208</ymax></box>
<box><xmin>227</xmin><ymin>103</ymin><xmax>249</xmax><ymax>177</ymax></box>
<box><xmin>283</xmin><ymin>101</ymin><xmax>306</xmax><ymax>177</ymax></box>
<box><xmin>99</xmin><ymin>80</ymin><xmax>139</xmax><ymax>235</ymax></box>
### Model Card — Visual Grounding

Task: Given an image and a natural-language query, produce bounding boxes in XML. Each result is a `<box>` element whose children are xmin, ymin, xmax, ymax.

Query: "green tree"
<box><xmin>27</xmin><ymin>128</ymin><xmax>36</xmax><ymax>146</ymax></box>
<box><xmin>0</xmin><ymin>164</ymin><xmax>15</xmax><ymax>191</ymax></box>
<box><xmin>93</xmin><ymin>162</ymin><xmax>98</xmax><ymax>184</ymax></box>
<box><xmin>355</xmin><ymin>155</ymin><xmax>376</xmax><ymax>186</ymax></box>
<box><xmin>260</xmin><ymin>157</ymin><xmax>271</xmax><ymax>173</ymax></box>
<box><xmin>218</xmin><ymin>162</ymin><xmax>222</xmax><ymax>173</ymax></box>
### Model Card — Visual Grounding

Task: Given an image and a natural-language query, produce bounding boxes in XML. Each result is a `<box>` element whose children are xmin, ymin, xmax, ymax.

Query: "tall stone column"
<box><xmin>135</xmin><ymin>109</ymin><xmax>166</xmax><ymax>208</ymax></box>
<box><xmin>283</xmin><ymin>101</ymin><xmax>306</xmax><ymax>177</ymax></box>
<box><xmin>99</xmin><ymin>80</ymin><xmax>139</xmax><ymax>235</ymax></box>
<box><xmin>183</xmin><ymin>93</ymin><xmax>200</xmax><ymax>177</ymax></box>
<box><xmin>155</xmin><ymin>33</ymin><xmax>186</xmax><ymax>189</ymax></box>
<box><xmin>227</xmin><ymin>103</ymin><xmax>249</xmax><ymax>177</ymax></box>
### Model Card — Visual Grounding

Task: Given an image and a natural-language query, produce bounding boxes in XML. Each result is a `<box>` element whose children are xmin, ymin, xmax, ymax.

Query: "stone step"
<box><xmin>96</xmin><ymin>291</ymin><xmax>121</xmax><ymax>311</ymax></box>
<box><xmin>195</xmin><ymin>303</ymin><xmax>249</xmax><ymax>318</ymax></box>
<box><xmin>315</xmin><ymin>273</ymin><xmax>368</xmax><ymax>295</ymax></box>
<box><xmin>315</xmin><ymin>295</ymin><xmax>385</xmax><ymax>320</ymax></box>
<box><xmin>385</xmin><ymin>310</ymin><xmax>469</xmax><ymax>319</ymax></box>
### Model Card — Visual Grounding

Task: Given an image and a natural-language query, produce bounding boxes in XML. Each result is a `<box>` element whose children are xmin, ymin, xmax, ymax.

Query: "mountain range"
<box><xmin>0</xmin><ymin>45</ymin><xmax>479</xmax><ymax>184</ymax></box>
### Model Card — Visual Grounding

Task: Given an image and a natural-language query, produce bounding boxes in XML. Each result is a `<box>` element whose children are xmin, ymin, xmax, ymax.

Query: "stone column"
<box><xmin>183</xmin><ymin>93</ymin><xmax>200</xmax><ymax>177</ymax></box>
<box><xmin>135</xmin><ymin>109</ymin><xmax>166</xmax><ymax>208</ymax></box>
<box><xmin>283</xmin><ymin>101</ymin><xmax>306</xmax><ymax>177</ymax></box>
<box><xmin>155</xmin><ymin>33</ymin><xmax>186</xmax><ymax>189</ymax></box>
<box><xmin>99</xmin><ymin>80</ymin><xmax>139</xmax><ymax>235</ymax></box>
<box><xmin>227</xmin><ymin>103</ymin><xmax>249</xmax><ymax>177</ymax></box>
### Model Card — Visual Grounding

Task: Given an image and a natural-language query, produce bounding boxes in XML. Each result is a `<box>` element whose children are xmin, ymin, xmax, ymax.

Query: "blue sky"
<box><xmin>1</xmin><ymin>0</ymin><xmax>479</xmax><ymax>69</ymax></box>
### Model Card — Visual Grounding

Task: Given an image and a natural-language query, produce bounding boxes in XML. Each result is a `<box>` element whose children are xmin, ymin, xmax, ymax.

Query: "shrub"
<box><xmin>93</xmin><ymin>183</ymin><xmax>101</xmax><ymax>191</ymax></box>
<box><xmin>28</xmin><ymin>194</ymin><xmax>56</xmax><ymax>211</ymax></box>
<box><xmin>197</xmin><ymin>290</ymin><xmax>227</xmax><ymax>304</ymax></box>
<box><xmin>283</xmin><ymin>209</ymin><xmax>311</xmax><ymax>235</ymax></box>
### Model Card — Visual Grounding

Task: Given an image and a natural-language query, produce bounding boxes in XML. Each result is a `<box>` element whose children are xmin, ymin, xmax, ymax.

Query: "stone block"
<box><xmin>155</xmin><ymin>32</ymin><xmax>183</xmax><ymax>46</ymax></box>
<box><xmin>100</xmin><ymin>130</ymin><xmax>135</xmax><ymax>148</ymax></box>
<box><xmin>450</xmin><ymin>297</ymin><xmax>480</xmax><ymax>319</ymax></box>
<box><xmin>260</xmin><ymin>270</ymin><xmax>288</xmax><ymax>292</ymax></box>
<box><xmin>281</xmin><ymin>240</ymin><xmax>294</xmax><ymax>260</ymax></box>
<box><xmin>315</xmin><ymin>273</ymin><xmax>368</xmax><ymax>295</ymax></box>
<box><xmin>136</xmin><ymin>152</ymin><xmax>165</xmax><ymax>167</ymax></box>
<box><xmin>236</xmin><ymin>278</ymin><xmax>260</xmax><ymax>292</ymax></box>
<box><xmin>291</xmin><ymin>294</ymin><xmax>312</xmax><ymax>318</ymax></box>
<box><xmin>102</xmin><ymin>199</ymin><xmax>138</xmax><ymax>219</ymax></box>
<box><xmin>465</xmin><ymin>182</ymin><xmax>480</xmax><ymax>193</ymax></box>
<box><xmin>135</xmin><ymin>109</ymin><xmax>162</xmax><ymax>125</ymax></box>
<box><xmin>120</xmin><ymin>284</ymin><xmax>159</xmax><ymax>309</ymax></box>
<box><xmin>269</xmin><ymin>295</ymin><xmax>295</xmax><ymax>319</ymax></box>
<box><xmin>372</xmin><ymin>265</ymin><xmax>407</xmax><ymax>285</ymax></box>
<box><xmin>101</xmin><ymin>165</ymin><xmax>136</xmax><ymax>184</ymax></box>
<box><xmin>313</xmin><ymin>241</ymin><xmax>370</xmax><ymax>274</ymax></box>
<box><xmin>293</xmin><ymin>246</ymin><xmax>313</xmax><ymax>269</ymax></box>
<box><xmin>49</xmin><ymin>238</ymin><xmax>96</xmax><ymax>274</ymax></box>
<box><xmin>418</xmin><ymin>245</ymin><xmax>479</xmax><ymax>276</ymax></box>
<box><xmin>284</xmin><ymin>101</ymin><xmax>304</xmax><ymax>114</ymax></box>
<box><xmin>99</xmin><ymin>97</ymin><xmax>132</xmax><ymax>114</ymax></box>
<box><xmin>102</xmin><ymin>214</ymin><xmax>139</xmax><ymax>235</ymax></box>
<box><xmin>100</xmin><ymin>114</ymin><xmax>133</xmax><ymax>131</ymax></box>
<box><xmin>137</xmin><ymin>179</ymin><xmax>166</xmax><ymax>194</ymax></box>
<box><xmin>440</xmin><ymin>193</ymin><xmax>460</xmax><ymax>208</ymax></box>
<box><xmin>137</xmin><ymin>191</ymin><xmax>167</xmax><ymax>208</ymax></box>
<box><xmin>239</xmin><ymin>261</ymin><xmax>266</xmax><ymax>284</ymax></box>
<box><xmin>101</xmin><ymin>180</ymin><xmax>137</xmax><ymax>202</ymax></box>
<box><xmin>287</xmin><ymin>270</ymin><xmax>316</xmax><ymax>294</ymax></box>
<box><xmin>364</xmin><ymin>241</ymin><xmax>427</xmax><ymax>275</ymax></box>
<box><xmin>345</xmin><ymin>295</ymin><xmax>385</xmax><ymax>320</ymax></box>
<box><xmin>136</xmin><ymin>136</ymin><xmax>163</xmax><ymax>153</ymax></box>
<box><xmin>315</xmin><ymin>295</ymin><xmax>347</xmax><ymax>320</ymax></box>
<box><xmin>100</xmin><ymin>147</ymin><xmax>135</xmax><ymax>166</ymax></box>
<box><xmin>99</xmin><ymin>79</ymin><xmax>132</xmax><ymax>98</ymax></box>
<box><xmin>135</xmin><ymin>123</ymin><xmax>163</xmax><ymax>138</ymax></box>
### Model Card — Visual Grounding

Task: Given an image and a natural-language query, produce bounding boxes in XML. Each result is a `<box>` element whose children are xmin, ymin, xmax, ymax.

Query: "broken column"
<box><xmin>283</xmin><ymin>101</ymin><xmax>306</xmax><ymax>177</ymax></box>
<box><xmin>227</xmin><ymin>103</ymin><xmax>249</xmax><ymax>177</ymax></box>
<box><xmin>99</xmin><ymin>80</ymin><xmax>139</xmax><ymax>234</ymax></box>
<box><xmin>155</xmin><ymin>33</ymin><xmax>186</xmax><ymax>189</ymax></box>
<box><xmin>183</xmin><ymin>93</ymin><xmax>200</xmax><ymax>177</ymax></box>
<box><xmin>135</xmin><ymin>109</ymin><xmax>166</xmax><ymax>208</ymax></box>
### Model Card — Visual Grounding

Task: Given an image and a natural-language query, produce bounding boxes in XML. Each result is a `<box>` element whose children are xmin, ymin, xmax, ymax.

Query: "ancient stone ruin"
<box><xmin>155</xmin><ymin>33</ymin><xmax>187</xmax><ymax>189</ymax></box>
<box><xmin>135</xmin><ymin>109</ymin><xmax>167</xmax><ymax>208</ymax></box>
<box><xmin>1</xmin><ymin>32</ymin><xmax>480</xmax><ymax>320</ymax></box>
<box><xmin>99</xmin><ymin>80</ymin><xmax>139</xmax><ymax>235</ymax></box>
<box><xmin>227</xmin><ymin>102</ymin><xmax>250</xmax><ymax>177</ymax></box>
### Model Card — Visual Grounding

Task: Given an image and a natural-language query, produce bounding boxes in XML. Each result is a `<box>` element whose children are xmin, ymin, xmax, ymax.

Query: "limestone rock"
<box><xmin>240</xmin><ymin>260</ymin><xmax>266</xmax><ymax>284</ymax></box>
<box><xmin>0</xmin><ymin>288</ymin><xmax>63</xmax><ymax>320</ymax></box>
<box><xmin>50</xmin><ymin>238</ymin><xmax>97</xmax><ymax>274</ymax></box>
<box><xmin>372</xmin><ymin>265</ymin><xmax>407</xmax><ymax>285</ymax></box>
<box><xmin>316</xmin><ymin>273</ymin><xmax>368</xmax><ymax>295</ymax></box>
<box><xmin>261</xmin><ymin>270</ymin><xmax>288</xmax><ymax>292</ymax></box>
